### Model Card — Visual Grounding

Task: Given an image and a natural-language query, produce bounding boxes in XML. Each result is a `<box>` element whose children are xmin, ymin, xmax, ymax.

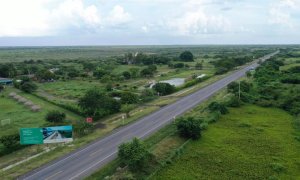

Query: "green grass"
<box><xmin>0</xmin><ymin>87</ymin><xmax>82</xmax><ymax>137</ymax></box>
<box><xmin>37</xmin><ymin>80</ymin><xmax>105</xmax><ymax>99</ymax></box>
<box><xmin>152</xmin><ymin>105</ymin><xmax>300</xmax><ymax>179</ymax></box>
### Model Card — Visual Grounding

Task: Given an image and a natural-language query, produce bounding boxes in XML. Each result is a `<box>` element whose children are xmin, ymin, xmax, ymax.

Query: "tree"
<box><xmin>67</xmin><ymin>68</ymin><xmax>80</xmax><ymax>79</ymax></box>
<box><xmin>122</xmin><ymin>71</ymin><xmax>131</xmax><ymax>80</ymax></box>
<box><xmin>36</xmin><ymin>69</ymin><xmax>56</xmax><ymax>81</ymax></box>
<box><xmin>46</xmin><ymin>111</ymin><xmax>66</xmax><ymax>123</ymax></box>
<box><xmin>148</xmin><ymin>65</ymin><xmax>157</xmax><ymax>72</ymax></box>
<box><xmin>153</xmin><ymin>82</ymin><xmax>176</xmax><ymax>96</ymax></box>
<box><xmin>208</xmin><ymin>101</ymin><xmax>228</xmax><ymax>114</ymax></box>
<box><xmin>129</xmin><ymin>68</ymin><xmax>139</xmax><ymax>78</ymax></box>
<box><xmin>0</xmin><ymin>63</ymin><xmax>17</xmax><ymax>78</ymax></box>
<box><xmin>173</xmin><ymin>63</ymin><xmax>185</xmax><ymax>68</ymax></box>
<box><xmin>121</xmin><ymin>92</ymin><xmax>139</xmax><ymax>104</ymax></box>
<box><xmin>176</xmin><ymin>117</ymin><xmax>202</xmax><ymax>140</ymax></box>
<box><xmin>20</xmin><ymin>82</ymin><xmax>38</xmax><ymax>93</ymax></box>
<box><xmin>179</xmin><ymin>51</ymin><xmax>194</xmax><ymax>62</ymax></box>
<box><xmin>93</xmin><ymin>68</ymin><xmax>110</xmax><ymax>79</ymax></box>
<box><xmin>118</xmin><ymin>138</ymin><xmax>152</xmax><ymax>171</ymax></box>
<box><xmin>140</xmin><ymin>68</ymin><xmax>154</xmax><ymax>77</ymax></box>
<box><xmin>121</xmin><ymin>104</ymin><xmax>135</xmax><ymax>118</ymax></box>
<box><xmin>195</xmin><ymin>63</ymin><xmax>203</xmax><ymax>70</ymax></box>
<box><xmin>78</xmin><ymin>89</ymin><xmax>121</xmax><ymax>118</ymax></box>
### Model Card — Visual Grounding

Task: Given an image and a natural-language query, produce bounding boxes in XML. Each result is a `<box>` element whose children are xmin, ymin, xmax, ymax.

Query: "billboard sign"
<box><xmin>20</xmin><ymin>125</ymin><xmax>73</xmax><ymax>145</ymax></box>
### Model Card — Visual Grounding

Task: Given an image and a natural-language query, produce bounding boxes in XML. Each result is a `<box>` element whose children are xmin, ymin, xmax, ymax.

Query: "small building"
<box><xmin>0</xmin><ymin>78</ymin><xmax>13</xmax><ymax>85</ymax></box>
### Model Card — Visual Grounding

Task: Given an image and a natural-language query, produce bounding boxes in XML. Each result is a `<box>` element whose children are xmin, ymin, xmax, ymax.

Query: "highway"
<box><xmin>19</xmin><ymin>51</ymin><xmax>278</xmax><ymax>180</ymax></box>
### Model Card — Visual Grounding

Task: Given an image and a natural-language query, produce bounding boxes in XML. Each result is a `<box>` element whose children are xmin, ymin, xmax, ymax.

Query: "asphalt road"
<box><xmin>19</xmin><ymin>51</ymin><xmax>279</xmax><ymax>180</ymax></box>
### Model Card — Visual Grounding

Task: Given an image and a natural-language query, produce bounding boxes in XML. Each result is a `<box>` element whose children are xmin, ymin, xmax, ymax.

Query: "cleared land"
<box><xmin>152</xmin><ymin>105</ymin><xmax>300</xmax><ymax>179</ymax></box>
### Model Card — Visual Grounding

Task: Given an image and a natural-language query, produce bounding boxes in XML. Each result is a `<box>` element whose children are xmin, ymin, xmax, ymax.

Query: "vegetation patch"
<box><xmin>152</xmin><ymin>105</ymin><xmax>300</xmax><ymax>179</ymax></box>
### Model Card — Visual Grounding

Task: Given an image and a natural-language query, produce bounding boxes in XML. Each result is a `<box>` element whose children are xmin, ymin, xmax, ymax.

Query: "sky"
<box><xmin>0</xmin><ymin>0</ymin><xmax>299</xmax><ymax>46</ymax></box>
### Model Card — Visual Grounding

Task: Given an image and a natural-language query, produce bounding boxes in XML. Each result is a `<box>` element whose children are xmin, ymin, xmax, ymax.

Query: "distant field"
<box><xmin>0</xmin><ymin>45</ymin><xmax>278</xmax><ymax>62</ymax></box>
<box><xmin>152</xmin><ymin>105</ymin><xmax>300</xmax><ymax>179</ymax></box>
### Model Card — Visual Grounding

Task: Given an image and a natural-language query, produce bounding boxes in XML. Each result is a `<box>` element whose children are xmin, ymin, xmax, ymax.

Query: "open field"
<box><xmin>0</xmin><ymin>45</ymin><xmax>279</xmax><ymax>62</ymax></box>
<box><xmin>0</xmin><ymin>87</ymin><xmax>82</xmax><ymax>137</ymax></box>
<box><xmin>152</xmin><ymin>105</ymin><xmax>300</xmax><ymax>179</ymax></box>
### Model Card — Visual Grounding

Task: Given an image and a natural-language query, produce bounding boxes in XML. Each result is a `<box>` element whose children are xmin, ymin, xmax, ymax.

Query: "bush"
<box><xmin>122</xmin><ymin>71</ymin><xmax>131</xmax><ymax>79</ymax></box>
<box><xmin>20</xmin><ymin>82</ymin><xmax>38</xmax><ymax>93</ymax></box>
<box><xmin>0</xmin><ymin>133</ymin><xmax>20</xmax><ymax>149</ymax></box>
<box><xmin>207</xmin><ymin>112</ymin><xmax>221</xmax><ymax>123</ymax></box>
<box><xmin>121</xmin><ymin>92</ymin><xmax>139</xmax><ymax>104</ymax></box>
<box><xmin>176</xmin><ymin>117</ymin><xmax>202</xmax><ymax>140</ymax></box>
<box><xmin>140</xmin><ymin>89</ymin><xmax>156</xmax><ymax>102</ymax></box>
<box><xmin>73</xmin><ymin>121</ymin><xmax>94</xmax><ymax>137</ymax></box>
<box><xmin>153</xmin><ymin>82</ymin><xmax>176</xmax><ymax>96</ymax></box>
<box><xmin>118</xmin><ymin>138</ymin><xmax>153</xmax><ymax>171</ymax></box>
<box><xmin>226</xmin><ymin>96</ymin><xmax>241</xmax><ymax>107</ymax></box>
<box><xmin>208</xmin><ymin>102</ymin><xmax>229</xmax><ymax>114</ymax></box>
<box><xmin>46</xmin><ymin>110</ymin><xmax>66</xmax><ymax>123</ymax></box>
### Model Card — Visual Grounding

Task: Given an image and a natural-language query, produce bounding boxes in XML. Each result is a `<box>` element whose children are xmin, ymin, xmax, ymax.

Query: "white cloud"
<box><xmin>105</xmin><ymin>5</ymin><xmax>132</xmax><ymax>27</ymax></box>
<box><xmin>141</xmin><ymin>26</ymin><xmax>149</xmax><ymax>33</ymax></box>
<box><xmin>268</xmin><ymin>0</ymin><xmax>300</xmax><ymax>28</ymax></box>
<box><xmin>167</xmin><ymin>0</ymin><xmax>231</xmax><ymax>35</ymax></box>
<box><xmin>50</xmin><ymin>0</ymin><xmax>102</xmax><ymax>30</ymax></box>
<box><xmin>0</xmin><ymin>0</ymin><xmax>51</xmax><ymax>36</ymax></box>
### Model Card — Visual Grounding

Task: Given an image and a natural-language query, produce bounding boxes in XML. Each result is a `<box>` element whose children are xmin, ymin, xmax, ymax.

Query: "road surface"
<box><xmin>19</xmin><ymin>51</ymin><xmax>279</xmax><ymax>180</ymax></box>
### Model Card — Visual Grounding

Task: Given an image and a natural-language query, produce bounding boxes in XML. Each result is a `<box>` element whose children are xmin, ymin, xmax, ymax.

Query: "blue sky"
<box><xmin>0</xmin><ymin>0</ymin><xmax>299</xmax><ymax>45</ymax></box>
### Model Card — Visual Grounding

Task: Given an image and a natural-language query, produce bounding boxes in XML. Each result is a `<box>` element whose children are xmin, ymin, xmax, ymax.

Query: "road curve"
<box><xmin>19</xmin><ymin>51</ymin><xmax>279</xmax><ymax>180</ymax></box>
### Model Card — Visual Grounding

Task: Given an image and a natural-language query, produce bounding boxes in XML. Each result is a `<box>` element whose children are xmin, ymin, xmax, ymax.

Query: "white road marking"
<box><xmin>89</xmin><ymin>149</ymin><xmax>103</xmax><ymax>157</ymax></box>
<box><xmin>45</xmin><ymin>171</ymin><xmax>62</xmax><ymax>180</ymax></box>
<box><xmin>69</xmin><ymin>151</ymin><xmax>117</xmax><ymax>180</ymax></box>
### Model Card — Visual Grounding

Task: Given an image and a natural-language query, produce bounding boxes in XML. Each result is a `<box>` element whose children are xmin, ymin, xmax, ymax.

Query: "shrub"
<box><xmin>118</xmin><ymin>138</ymin><xmax>153</xmax><ymax>171</ymax></box>
<box><xmin>208</xmin><ymin>101</ymin><xmax>229</xmax><ymax>114</ymax></box>
<box><xmin>46</xmin><ymin>110</ymin><xmax>66</xmax><ymax>123</ymax></box>
<box><xmin>20</xmin><ymin>82</ymin><xmax>38</xmax><ymax>93</ymax></box>
<box><xmin>153</xmin><ymin>82</ymin><xmax>176</xmax><ymax>96</ymax></box>
<box><xmin>0</xmin><ymin>133</ymin><xmax>20</xmax><ymax>149</ymax></box>
<box><xmin>121</xmin><ymin>92</ymin><xmax>139</xmax><ymax>104</ymax></box>
<box><xmin>176</xmin><ymin>117</ymin><xmax>202</xmax><ymax>140</ymax></box>
<box><xmin>207</xmin><ymin>112</ymin><xmax>221</xmax><ymax>123</ymax></box>
<box><xmin>73</xmin><ymin>121</ymin><xmax>94</xmax><ymax>137</ymax></box>
<box><xmin>226</xmin><ymin>95</ymin><xmax>241</xmax><ymax>107</ymax></box>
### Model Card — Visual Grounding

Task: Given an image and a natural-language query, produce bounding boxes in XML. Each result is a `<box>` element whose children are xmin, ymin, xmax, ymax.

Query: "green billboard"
<box><xmin>20</xmin><ymin>126</ymin><xmax>73</xmax><ymax>145</ymax></box>
<box><xmin>20</xmin><ymin>128</ymin><xmax>43</xmax><ymax>145</ymax></box>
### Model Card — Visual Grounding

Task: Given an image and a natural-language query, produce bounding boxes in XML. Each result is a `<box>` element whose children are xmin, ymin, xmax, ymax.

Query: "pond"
<box><xmin>160</xmin><ymin>78</ymin><xmax>185</xmax><ymax>87</ymax></box>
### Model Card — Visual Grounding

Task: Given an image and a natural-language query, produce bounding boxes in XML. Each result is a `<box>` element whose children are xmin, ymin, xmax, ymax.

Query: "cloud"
<box><xmin>166</xmin><ymin>0</ymin><xmax>231</xmax><ymax>35</ymax></box>
<box><xmin>141</xmin><ymin>26</ymin><xmax>149</xmax><ymax>33</ymax></box>
<box><xmin>105</xmin><ymin>5</ymin><xmax>132</xmax><ymax>27</ymax></box>
<box><xmin>0</xmin><ymin>1</ymin><xmax>132</xmax><ymax>37</ymax></box>
<box><xmin>50</xmin><ymin>0</ymin><xmax>102</xmax><ymax>30</ymax></box>
<box><xmin>268</xmin><ymin>0</ymin><xmax>300</xmax><ymax>28</ymax></box>
<box><xmin>0</xmin><ymin>0</ymin><xmax>51</xmax><ymax>36</ymax></box>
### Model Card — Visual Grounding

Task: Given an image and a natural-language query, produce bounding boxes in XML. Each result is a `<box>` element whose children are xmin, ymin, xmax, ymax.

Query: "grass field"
<box><xmin>0</xmin><ymin>87</ymin><xmax>82</xmax><ymax>137</ymax></box>
<box><xmin>152</xmin><ymin>105</ymin><xmax>300</xmax><ymax>179</ymax></box>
